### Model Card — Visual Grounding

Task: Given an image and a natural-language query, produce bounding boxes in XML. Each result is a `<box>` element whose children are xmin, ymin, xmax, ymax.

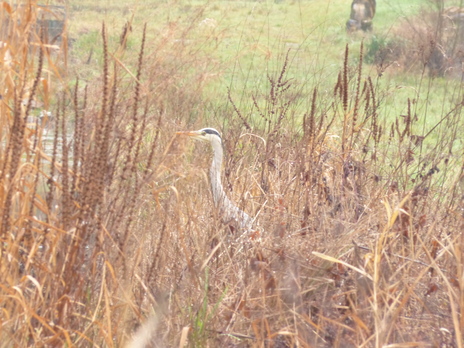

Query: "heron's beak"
<box><xmin>176</xmin><ymin>130</ymin><xmax>205</xmax><ymax>140</ymax></box>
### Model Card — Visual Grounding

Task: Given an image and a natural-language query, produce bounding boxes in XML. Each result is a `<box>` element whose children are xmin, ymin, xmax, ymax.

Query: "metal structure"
<box><xmin>177</xmin><ymin>128</ymin><xmax>253</xmax><ymax>233</ymax></box>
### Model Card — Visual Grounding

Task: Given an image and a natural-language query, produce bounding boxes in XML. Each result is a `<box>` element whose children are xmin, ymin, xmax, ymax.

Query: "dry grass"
<box><xmin>367</xmin><ymin>0</ymin><xmax>464</xmax><ymax>78</ymax></box>
<box><xmin>1</xmin><ymin>1</ymin><xmax>464</xmax><ymax>347</ymax></box>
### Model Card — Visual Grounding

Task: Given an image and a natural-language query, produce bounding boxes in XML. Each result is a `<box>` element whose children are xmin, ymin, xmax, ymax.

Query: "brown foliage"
<box><xmin>0</xmin><ymin>2</ymin><xmax>463</xmax><ymax>348</ymax></box>
<box><xmin>371</xmin><ymin>2</ymin><xmax>464</xmax><ymax>78</ymax></box>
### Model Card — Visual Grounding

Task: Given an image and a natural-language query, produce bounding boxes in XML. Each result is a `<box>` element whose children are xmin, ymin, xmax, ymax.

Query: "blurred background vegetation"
<box><xmin>1</xmin><ymin>0</ymin><xmax>464</xmax><ymax>346</ymax></box>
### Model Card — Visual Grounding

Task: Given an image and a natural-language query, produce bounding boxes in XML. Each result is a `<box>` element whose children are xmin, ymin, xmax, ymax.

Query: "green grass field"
<box><xmin>1</xmin><ymin>0</ymin><xmax>464</xmax><ymax>347</ymax></box>
<box><xmin>67</xmin><ymin>0</ymin><xmax>464</xmax><ymax>148</ymax></box>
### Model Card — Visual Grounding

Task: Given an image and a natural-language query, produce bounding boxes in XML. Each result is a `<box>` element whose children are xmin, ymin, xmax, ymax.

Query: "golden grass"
<box><xmin>0</xmin><ymin>1</ymin><xmax>463</xmax><ymax>347</ymax></box>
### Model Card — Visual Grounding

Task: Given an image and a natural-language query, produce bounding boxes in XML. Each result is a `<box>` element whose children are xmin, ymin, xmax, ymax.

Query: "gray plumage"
<box><xmin>177</xmin><ymin>128</ymin><xmax>253</xmax><ymax>233</ymax></box>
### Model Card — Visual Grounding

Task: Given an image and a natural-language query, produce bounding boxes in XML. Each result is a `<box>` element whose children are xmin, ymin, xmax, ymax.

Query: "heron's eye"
<box><xmin>201</xmin><ymin>131</ymin><xmax>206</xmax><ymax>136</ymax></box>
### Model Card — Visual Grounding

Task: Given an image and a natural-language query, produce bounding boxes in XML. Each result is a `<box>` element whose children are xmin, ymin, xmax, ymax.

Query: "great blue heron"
<box><xmin>177</xmin><ymin>128</ymin><xmax>253</xmax><ymax>233</ymax></box>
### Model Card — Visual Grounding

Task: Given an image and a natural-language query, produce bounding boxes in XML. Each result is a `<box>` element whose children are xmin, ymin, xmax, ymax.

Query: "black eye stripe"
<box><xmin>201</xmin><ymin>128</ymin><xmax>221</xmax><ymax>138</ymax></box>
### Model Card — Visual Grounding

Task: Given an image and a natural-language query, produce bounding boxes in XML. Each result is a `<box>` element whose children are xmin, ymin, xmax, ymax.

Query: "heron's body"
<box><xmin>177</xmin><ymin>128</ymin><xmax>253</xmax><ymax>233</ymax></box>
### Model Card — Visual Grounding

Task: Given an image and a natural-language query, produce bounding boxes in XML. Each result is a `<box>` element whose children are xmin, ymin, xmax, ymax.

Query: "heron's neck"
<box><xmin>208</xmin><ymin>137</ymin><xmax>253</xmax><ymax>231</ymax></box>
<box><xmin>210</xmin><ymin>139</ymin><xmax>224</xmax><ymax>207</ymax></box>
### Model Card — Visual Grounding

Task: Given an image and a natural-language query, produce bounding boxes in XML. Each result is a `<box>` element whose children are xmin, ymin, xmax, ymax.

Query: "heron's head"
<box><xmin>176</xmin><ymin>128</ymin><xmax>222</xmax><ymax>144</ymax></box>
